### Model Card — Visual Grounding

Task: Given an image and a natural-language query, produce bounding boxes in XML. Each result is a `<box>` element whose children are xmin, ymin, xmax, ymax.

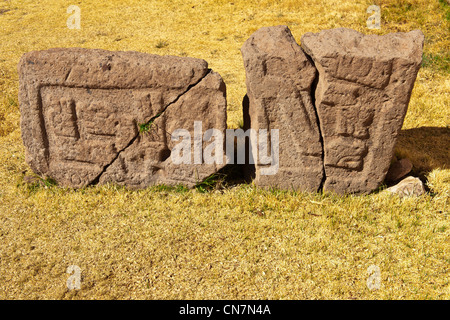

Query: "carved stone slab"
<box><xmin>99</xmin><ymin>71</ymin><xmax>227</xmax><ymax>188</ymax></box>
<box><xmin>18</xmin><ymin>48</ymin><xmax>226</xmax><ymax>188</ymax></box>
<box><xmin>301</xmin><ymin>28</ymin><xmax>424</xmax><ymax>194</ymax></box>
<box><xmin>241</xmin><ymin>25</ymin><xmax>324</xmax><ymax>191</ymax></box>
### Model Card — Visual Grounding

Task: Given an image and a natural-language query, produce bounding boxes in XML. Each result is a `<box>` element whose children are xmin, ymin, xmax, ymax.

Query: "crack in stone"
<box><xmin>90</xmin><ymin>68</ymin><xmax>213</xmax><ymax>186</ymax></box>
<box><xmin>304</xmin><ymin>52</ymin><xmax>327</xmax><ymax>192</ymax></box>
<box><xmin>64</xmin><ymin>67</ymin><xmax>73</xmax><ymax>82</ymax></box>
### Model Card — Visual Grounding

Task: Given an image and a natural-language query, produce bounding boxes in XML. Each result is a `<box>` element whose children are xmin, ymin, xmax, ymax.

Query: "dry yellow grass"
<box><xmin>0</xmin><ymin>0</ymin><xmax>449</xmax><ymax>299</ymax></box>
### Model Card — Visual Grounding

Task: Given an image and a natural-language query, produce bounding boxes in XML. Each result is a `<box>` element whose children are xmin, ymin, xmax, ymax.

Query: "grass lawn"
<box><xmin>0</xmin><ymin>0</ymin><xmax>449</xmax><ymax>299</ymax></box>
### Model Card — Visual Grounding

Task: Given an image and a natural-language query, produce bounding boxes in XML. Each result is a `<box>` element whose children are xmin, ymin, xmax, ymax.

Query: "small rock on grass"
<box><xmin>385</xmin><ymin>176</ymin><xmax>425</xmax><ymax>198</ymax></box>
<box><xmin>385</xmin><ymin>158</ymin><xmax>413</xmax><ymax>183</ymax></box>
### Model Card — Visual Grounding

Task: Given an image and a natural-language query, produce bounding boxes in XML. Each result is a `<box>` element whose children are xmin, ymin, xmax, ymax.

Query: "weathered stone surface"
<box><xmin>99</xmin><ymin>71</ymin><xmax>227</xmax><ymax>188</ymax></box>
<box><xmin>18</xmin><ymin>48</ymin><xmax>226</xmax><ymax>188</ymax></box>
<box><xmin>385</xmin><ymin>158</ymin><xmax>413</xmax><ymax>183</ymax></box>
<box><xmin>301</xmin><ymin>28</ymin><xmax>424</xmax><ymax>194</ymax></box>
<box><xmin>386</xmin><ymin>176</ymin><xmax>425</xmax><ymax>198</ymax></box>
<box><xmin>241</xmin><ymin>25</ymin><xmax>324</xmax><ymax>191</ymax></box>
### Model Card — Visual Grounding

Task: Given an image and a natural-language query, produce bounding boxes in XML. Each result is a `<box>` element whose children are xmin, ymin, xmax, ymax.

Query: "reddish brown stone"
<box><xmin>385</xmin><ymin>158</ymin><xmax>413</xmax><ymax>183</ymax></box>
<box><xmin>241</xmin><ymin>25</ymin><xmax>324</xmax><ymax>191</ymax></box>
<box><xmin>301</xmin><ymin>28</ymin><xmax>424</xmax><ymax>194</ymax></box>
<box><xmin>18</xmin><ymin>48</ymin><xmax>226</xmax><ymax>188</ymax></box>
<box><xmin>98</xmin><ymin>71</ymin><xmax>227</xmax><ymax>188</ymax></box>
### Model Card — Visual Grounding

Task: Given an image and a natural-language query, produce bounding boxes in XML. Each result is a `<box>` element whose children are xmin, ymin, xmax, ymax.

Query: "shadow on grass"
<box><xmin>194</xmin><ymin>164</ymin><xmax>253</xmax><ymax>193</ymax></box>
<box><xmin>395</xmin><ymin>126</ymin><xmax>450</xmax><ymax>181</ymax></box>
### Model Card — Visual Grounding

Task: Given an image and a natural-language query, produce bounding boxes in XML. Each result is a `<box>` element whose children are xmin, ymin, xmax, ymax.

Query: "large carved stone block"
<box><xmin>241</xmin><ymin>25</ymin><xmax>324</xmax><ymax>191</ymax></box>
<box><xmin>99</xmin><ymin>71</ymin><xmax>227</xmax><ymax>188</ymax></box>
<box><xmin>301</xmin><ymin>28</ymin><xmax>424</xmax><ymax>194</ymax></box>
<box><xmin>18</xmin><ymin>48</ymin><xmax>226</xmax><ymax>188</ymax></box>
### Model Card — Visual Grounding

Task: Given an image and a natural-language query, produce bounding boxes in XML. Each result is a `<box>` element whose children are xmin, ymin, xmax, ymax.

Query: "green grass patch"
<box><xmin>422</xmin><ymin>52</ymin><xmax>450</xmax><ymax>74</ymax></box>
<box><xmin>138</xmin><ymin>121</ymin><xmax>153</xmax><ymax>134</ymax></box>
<box><xmin>438</xmin><ymin>0</ymin><xmax>450</xmax><ymax>22</ymax></box>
